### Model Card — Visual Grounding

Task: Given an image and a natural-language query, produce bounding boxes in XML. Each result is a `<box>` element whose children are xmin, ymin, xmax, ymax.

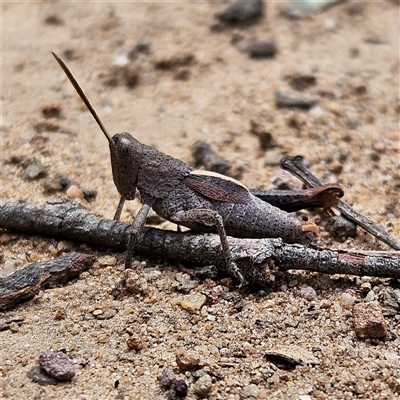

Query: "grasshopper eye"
<box><xmin>113</xmin><ymin>133</ymin><xmax>135</xmax><ymax>152</ymax></box>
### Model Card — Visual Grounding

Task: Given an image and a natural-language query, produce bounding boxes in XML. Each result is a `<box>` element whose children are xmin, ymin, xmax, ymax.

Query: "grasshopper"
<box><xmin>52</xmin><ymin>53</ymin><xmax>343</xmax><ymax>284</ymax></box>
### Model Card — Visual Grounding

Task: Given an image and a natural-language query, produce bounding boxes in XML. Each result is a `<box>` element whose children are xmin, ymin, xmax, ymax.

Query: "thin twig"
<box><xmin>281</xmin><ymin>155</ymin><xmax>400</xmax><ymax>251</ymax></box>
<box><xmin>0</xmin><ymin>200</ymin><xmax>398</xmax><ymax>289</ymax></box>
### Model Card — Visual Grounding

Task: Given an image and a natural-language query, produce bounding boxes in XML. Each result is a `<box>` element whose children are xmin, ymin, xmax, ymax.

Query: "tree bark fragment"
<box><xmin>0</xmin><ymin>252</ymin><xmax>95</xmax><ymax>310</ymax></box>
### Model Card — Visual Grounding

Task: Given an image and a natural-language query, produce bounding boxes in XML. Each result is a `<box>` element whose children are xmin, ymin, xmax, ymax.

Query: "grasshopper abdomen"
<box><xmin>214</xmin><ymin>195</ymin><xmax>317</xmax><ymax>244</ymax></box>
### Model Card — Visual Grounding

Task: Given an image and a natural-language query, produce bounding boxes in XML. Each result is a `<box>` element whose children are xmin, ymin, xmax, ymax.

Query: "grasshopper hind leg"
<box><xmin>172</xmin><ymin>209</ymin><xmax>247</xmax><ymax>287</ymax></box>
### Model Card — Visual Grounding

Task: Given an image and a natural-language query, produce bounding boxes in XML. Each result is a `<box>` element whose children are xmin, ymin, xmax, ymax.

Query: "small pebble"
<box><xmin>339</xmin><ymin>293</ymin><xmax>355</xmax><ymax>309</ymax></box>
<box><xmin>154</xmin><ymin>52</ymin><xmax>194</xmax><ymax>70</ymax></box>
<box><xmin>275</xmin><ymin>90</ymin><xmax>317</xmax><ymax>109</ymax></box>
<box><xmin>285</xmin><ymin>72</ymin><xmax>317</xmax><ymax>91</ymax></box>
<box><xmin>98</xmin><ymin>255</ymin><xmax>117</xmax><ymax>266</ymax></box>
<box><xmin>113</xmin><ymin>53</ymin><xmax>129</xmax><ymax>67</ymax></box>
<box><xmin>299</xmin><ymin>286</ymin><xmax>317</xmax><ymax>301</ymax></box>
<box><xmin>192</xmin><ymin>369</ymin><xmax>206</xmax><ymax>379</ymax></box>
<box><xmin>320</xmin><ymin>299</ymin><xmax>331</xmax><ymax>309</ymax></box>
<box><xmin>352</xmin><ymin>301</ymin><xmax>387</xmax><ymax>339</ymax></box>
<box><xmin>41</xmin><ymin>105</ymin><xmax>61</xmax><ymax>119</ymax></box>
<box><xmin>193</xmin><ymin>373</ymin><xmax>213</xmax><ymax>398</ymax></box>
<box><xmin>9</xmin><ymin>322</ymin><xmax>19</xmax><ymax>333</ymax></box>
<box><xmin>97</xmin><ymin>335</ymin><xmax>108</xmax><ymax>344</ymax></box>
<box><xmin>261</xmin><ymin>367</ymin><xmax>275</xmax><ymax>379</ymax></box>
<box><xmin>3</xmin><ymin>259</ymin><xmax>17</xmax><ymax>278</ymax></box>
<box><xmin>284</xmin><ymin>0</ymin><xmax>341</xmax><ymax>18</ymax></box>
<box><xmin>240</xmin><ymin>383</ymin><xmax>259</xmax><ymax>399</ymax></box>
<box><xmin>123</xmin><ymin>271</ymin><xmax>149</xmax><ymax>295</ymax></box>
<box><xmin>39</xmin><ymin>350</ymin><xmax>75</xmax><ymax>381</ymax></box>
<box><xmin>44</xmin><ymin>14</ymin><xmax>64</xmax><ymax>26</ymax></box>
<box><xmin>96</xmin><ymin>308</ymin><xmax>117</xmax><ymax>320</ymax></box>
<box><xmin>0</xmin><ymin>233</ymin><xmax>16</xmax><ymax>245</ymax></box>
<box><xmin>23</xmin><ymin>159</ymin><xmax>46</xmax><ymax>181</ymax></box>
<box><xmin>372</xmin><ymin>141</ymin><xmax>386</xmax><ymax>153</ymax></box>
<box><xmin>326</xmin><ymin>215</ymin><xmax>357</xmax><ymax>238</ymax></box>
<box><xmin>392</xmin><ymin>378</ymin><xmax>400</xmax><ymax>394</ymax></box>
<box><xmin>175</xmin><ymin>349</ymin><xmax>200</xmax><ymax>370</ymax></box>
<box><xmin>265</xmin><ymin>345</ymin><xmax>320</xmax><ymax>367</ymax></box>
<box><xmin>333</xmin><ymin>302</ymin><xmax>343</xmax><ymax>316</ymax></box>
<box><xmin>174</xmin><ymin>379</ymin><xmax>189</xmax><ymax>397</ymax></box>
<box><xmin>158</xmin><ymin>367</ymin><xmax>176</xmax><ymax>389</ymax></box>
<box><xmin>53</xmin><ymin>308</ymin><xmax>66</xmax><ymax>320</ymax></box>
<box><xmin>220</xmin><ymin>347</ymin><xmax>231</xmax><ymax>356</ymax></box>
<box><xmin>180</xmin><ymin>293</ymin><xmax>206</xmax><ymax>312</ymax></box>
<box><xmin>380</xmin><ymin>287</ymin><xmax>400</xmax><ymax>316</ymax></box>
<box><xmin>135</xmin><ymin>42</ymin><xmax>151</xmax><ymax>54</ymax></box>
<box><xmin>360</xmin><ymin>282</ymin><xmax>372</xmax><ymax>292</ymax></box>
<box><xmin>271</xmin><ymin>170</ymin><xmax>303</xmax><ymax>190</ymax></box>
<box><xmin>126</xmin><ymin>335</ymin><xmax>145</xmax><ymax>351</ymax></box>
<box><xmin>145</xmin><ymin>269</ymin><xmax>162</xmax><ymax>281</ymax></box>
<box><xmin>248</xmin><ymin>40</ymin><xmax>277</xmax><ymax>59</ymax></box>
<box><xmin>215</xmin><ymin>0</ymin><xmax>264</xmax><ymax>24</ymax></box>
<box><xmin>66</xmin><ymin>184</ymin><xmax>84</xmax><ymax>199</ymax></box>
<box><xmin>365</xmin><ymin>290</ymin><xmax>375</xmax><ymax>302</ymax></box>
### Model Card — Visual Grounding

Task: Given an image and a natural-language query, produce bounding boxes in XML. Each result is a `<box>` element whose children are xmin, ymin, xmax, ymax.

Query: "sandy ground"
<box><xmin>1</xmin><ymin>1</ymin><xmax>400</xmax><ymax>399</ymax></box>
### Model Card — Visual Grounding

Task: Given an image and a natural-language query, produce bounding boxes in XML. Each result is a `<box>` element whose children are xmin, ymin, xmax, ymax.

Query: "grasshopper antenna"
<box><xmin>51</xmin><ymin>52</ymin><xmax>115</xmax><ymax>148</ymax></box>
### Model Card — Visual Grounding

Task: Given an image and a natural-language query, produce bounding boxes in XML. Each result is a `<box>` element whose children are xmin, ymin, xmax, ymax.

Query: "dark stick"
<box><xmin>250</xmin><ymin>184</ymin><xmax>343</xmax><ymax>213</ymax></box>
<box><xmin>0</xmin><ymin>252</ymin><xmax>95</xmax><ymax>311</ymax></box>
<box><xmin>281</xmin><ymin>155</ymin><xmax>400</xmax><ymax>251</ymax></box>
<box><xmin>191</xmin><ymin>140</ymin><xmax>231</xmax><ymax>175</ymax></box>
<box><xmin>0</xmin><ymin>200</ymin><xmax>398</xmax><ymax>288</ymax></box>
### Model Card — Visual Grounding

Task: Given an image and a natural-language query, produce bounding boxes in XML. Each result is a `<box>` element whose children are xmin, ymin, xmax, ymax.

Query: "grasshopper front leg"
<box><xmin>125</xmin><ymin>202</ymin><xmax>152</xmax><ymax>269</ymax></box>
<box><xmin>172</xmin><ymin>209</ymin><xmax>247</xmax><ymax>286</ymax></box>
<box><xmin>113</xmin><ymin>196</ymin><xmax>126</xmax><ymax>221</ymax></box>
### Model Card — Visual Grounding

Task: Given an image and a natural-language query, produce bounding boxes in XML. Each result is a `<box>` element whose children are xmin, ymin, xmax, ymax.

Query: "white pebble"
<box><xmin>339</xmin><ymin>293</ymin><xmax>355</xmax><ymax>309</ymax></box>
<box><xmin>113</xmin><ymin>53</ymin><xmax>129</xmax><ymax>67</ymax></box>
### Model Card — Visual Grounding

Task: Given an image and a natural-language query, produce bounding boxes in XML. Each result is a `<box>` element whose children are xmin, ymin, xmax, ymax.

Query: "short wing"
<box><xmin>184</xmin><ymin>170</ymin><xmax>251</xmax><ymax>203</ymax></box>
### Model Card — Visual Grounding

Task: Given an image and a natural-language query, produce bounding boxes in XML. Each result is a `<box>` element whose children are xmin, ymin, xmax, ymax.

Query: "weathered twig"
<box><xmin>281</xmin><ymin>155</ymin><xmax>400</xmax><ymax>251</ymax></box>
<box><xmin>191</xmin><ymin>140</ymin><xmax>231</xmax><ymax>175</ymax></box>
<box><xmin>0</xmin><ymin>252</ymin><xmax>95</xmax><ymax>310</ymax></box>
<box><xmin>0</xmin><ymin>200</ymin><xmax>399</xmax><ymax>289</ymax></box>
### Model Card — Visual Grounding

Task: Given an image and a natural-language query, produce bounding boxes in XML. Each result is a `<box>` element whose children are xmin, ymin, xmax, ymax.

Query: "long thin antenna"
<box><xmin>51</xmin><ymin>52</ymin><xmax>114</xmax><ymax>145</ymax></box>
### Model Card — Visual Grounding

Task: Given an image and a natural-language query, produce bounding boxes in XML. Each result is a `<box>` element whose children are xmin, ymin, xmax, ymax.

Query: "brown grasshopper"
<box><xmin>52</xmin><ymin>53</ymin><xmax>343</xmax><ymax>284</ymax></box>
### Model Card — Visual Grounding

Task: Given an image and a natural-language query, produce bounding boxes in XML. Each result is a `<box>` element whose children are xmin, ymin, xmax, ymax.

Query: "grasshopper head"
<box><xmin>109</xmin><ymin>132</ymin><xmax>143</xmax><ymax>200</ymax></box>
